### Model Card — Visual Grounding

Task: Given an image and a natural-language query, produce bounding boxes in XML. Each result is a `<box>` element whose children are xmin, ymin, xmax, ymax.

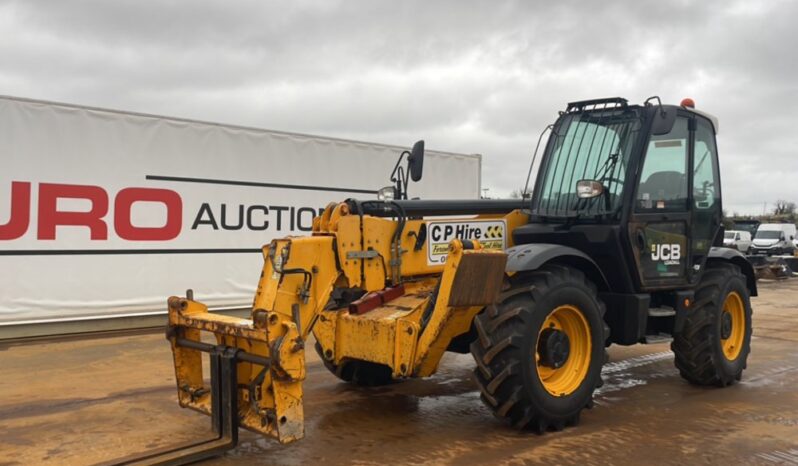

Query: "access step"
<box><xmin>644</xmin><ymin>333</ymin><xmax>673</xmax><ymax>344</ymax></box>
<box><xmin>647</xmin><ymin>307</ymin><xmax>676</xmax><ymax>317</ymax></box>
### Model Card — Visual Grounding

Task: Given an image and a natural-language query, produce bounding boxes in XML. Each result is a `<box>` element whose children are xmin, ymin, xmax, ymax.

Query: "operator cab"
<box><xmin>515</xmin><ymin>97</ymin><xmax>723</xmax><ymax>294</ymax></box>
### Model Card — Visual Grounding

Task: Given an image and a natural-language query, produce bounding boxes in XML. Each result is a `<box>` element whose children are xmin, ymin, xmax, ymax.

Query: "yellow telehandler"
<box><xmin>138</xmin><ymin>97</ymin><xmax>756</xmax><ymax>464</ymax></box>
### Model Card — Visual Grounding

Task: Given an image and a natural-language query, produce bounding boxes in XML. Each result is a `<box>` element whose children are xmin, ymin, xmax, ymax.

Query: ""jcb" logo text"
<box><xmin>651</xmin><ymin>243</ymin><xmax>681</xmax><ymax>261</ymax></box>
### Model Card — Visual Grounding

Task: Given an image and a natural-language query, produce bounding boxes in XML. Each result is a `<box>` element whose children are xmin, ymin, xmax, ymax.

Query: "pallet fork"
<box><xmin>107</xmin><ymin>283</ymin><xmax>283</xmax><ymax>465</ymax></box>
<box><xmin>108</xmin><ymin>337</ymin><xmax>266</xmax><ymax>465</ymax></box>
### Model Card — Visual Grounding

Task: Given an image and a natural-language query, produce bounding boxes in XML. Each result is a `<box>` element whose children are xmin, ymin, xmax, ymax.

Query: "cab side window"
<box><xmin>636</xmin><ymin>116</ymin><xmax>689</xmax><ymax>211</ymax></box>
<box><xmin>691</xmin><ymin>117</ymin><xmax>722</xmax><ymax>256</ymax></box>
<box><xmin>693</xmin><ymin>119</ymin><xmax>720</xmax><ymax>209</ymax></box>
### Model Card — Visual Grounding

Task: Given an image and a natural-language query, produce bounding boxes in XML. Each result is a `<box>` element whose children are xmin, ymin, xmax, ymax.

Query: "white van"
<box><xmin>750</xmin><ymin>223</ymin><xmax>797</xmax><ymax>256</ymax></box>
<box><xmin>723</xmin><ymin>230</ymin><xmax>752</xmax><ymax>253</ymax></box>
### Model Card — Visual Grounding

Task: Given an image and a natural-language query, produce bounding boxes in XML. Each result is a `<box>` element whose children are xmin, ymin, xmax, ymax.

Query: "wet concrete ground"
<box><xmin>1</xmin><ymin>279</ymin><xmax>797</xmax><ymax>465</ymax></box>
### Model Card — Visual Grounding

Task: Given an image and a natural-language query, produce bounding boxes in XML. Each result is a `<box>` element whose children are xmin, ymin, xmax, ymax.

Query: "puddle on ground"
<box><xmin>756</xmin><ymin>448</ymin><xmax>798</xmax><ymax>464</ymax></box>
<box><xmin>595</xmin><ymin>351</ymin><xmax>675</xmax><ymax>403</ymax></box>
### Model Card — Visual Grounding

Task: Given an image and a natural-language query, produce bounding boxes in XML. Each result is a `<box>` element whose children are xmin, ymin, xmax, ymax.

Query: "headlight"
<box><xmin>377</xmin><ymin>186</ymin><xmax>397</xmax><ymax>201</ymax></box>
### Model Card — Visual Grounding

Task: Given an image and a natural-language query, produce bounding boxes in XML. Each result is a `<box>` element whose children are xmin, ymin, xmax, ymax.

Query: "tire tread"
<box><xmin>470</xmin><ymin>264</ymin><xmax>607</xmax><ymax>432</ymax></box>
<box><xmin>671</xmin><ymin>262</ymin><xmax>752</xmax><ymax>386</ymax></box>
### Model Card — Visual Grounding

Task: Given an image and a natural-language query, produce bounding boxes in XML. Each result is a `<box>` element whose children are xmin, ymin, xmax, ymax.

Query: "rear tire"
<box><xmin>470</xmin><ymin>264</ymin><xmax>607</xmax><ymax>432</ymax></box>
<box><xmin>313</xmin><ymin>342</ymin><xmax>395</xmax><ymax>386</ymax></box>
<box><xmin>671</xmin><ymin>262</ymin><xmax>752</xmax><ymax>386</ymax></box>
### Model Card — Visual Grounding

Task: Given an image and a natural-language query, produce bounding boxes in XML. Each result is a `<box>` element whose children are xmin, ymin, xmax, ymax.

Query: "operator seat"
<box><xmin>638</xmin><ymin>171</ymin><xmax>686</xmax><ymax>207</ymax></box>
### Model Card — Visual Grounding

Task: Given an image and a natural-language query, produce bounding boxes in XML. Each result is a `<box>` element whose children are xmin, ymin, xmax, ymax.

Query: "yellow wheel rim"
<box><xmin>536</xmin><ymin>305</ymin><xmax>592</xmax><ymax>397</ymax></box>
<box><xmin>721</xmin><ymin>291</ymin><xmax>745</xmax><ymax>361</ymax></box>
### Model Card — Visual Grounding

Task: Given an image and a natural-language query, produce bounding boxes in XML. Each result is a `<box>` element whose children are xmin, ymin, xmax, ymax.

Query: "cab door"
<box><xmin>628</xmin><ymin>113</ymin><xmax>692</xmax><ymax>289</ymax></box>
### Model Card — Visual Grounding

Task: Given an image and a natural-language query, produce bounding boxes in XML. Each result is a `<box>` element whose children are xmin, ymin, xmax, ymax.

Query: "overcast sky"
<box><xmin>1</xmin><ymin>0</ymin><xmax>795</xmax><ymax>214</ymax></box>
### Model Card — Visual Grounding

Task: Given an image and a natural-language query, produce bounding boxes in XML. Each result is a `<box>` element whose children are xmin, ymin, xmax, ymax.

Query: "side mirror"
<box><xmin>576</xmin><ymin>179</ymin><xmax>604</xmax><ymax>199</ymax></box>
<box><xmin>388</xmin><ymin>140</ymin><xmax>425</xmax><ymax>200</ymax></box>
<box><xmin>408</xmin><ymin>140</ymin><xmax>425</xmax><ymax>182</ymax></box>
<box><xmin>650</xmin><ymin>107</ymin><xmax>677</xmax><ymax>136</ymax></box>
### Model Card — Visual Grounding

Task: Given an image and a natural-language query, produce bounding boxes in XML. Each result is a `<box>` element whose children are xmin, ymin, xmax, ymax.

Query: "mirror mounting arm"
<box><xmin>644</xmin><ymin>95</ymin><xmax>666</xmax><ymax>118</ymax></box>
<box><xmin>390</xmin><ymin>151</ymin><xmax>411</xmax><ymax>200</ymax></box>
<box><xmin>386</xmin><ymin>141</ymin><xmax>424</xmax><ymax>201</ymax></box>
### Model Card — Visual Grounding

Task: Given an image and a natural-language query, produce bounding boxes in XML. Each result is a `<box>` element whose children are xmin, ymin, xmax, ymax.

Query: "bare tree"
<box><xmin>773</xmin><ymin>199</ymin><xmax>797</xmax><ymax>216</ymax></box>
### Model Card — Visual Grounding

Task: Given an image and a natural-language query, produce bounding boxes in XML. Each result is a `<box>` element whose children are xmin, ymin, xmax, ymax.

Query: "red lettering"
<box><xmin>114</xmin><ymin>187</ymin><xmax>182</xmax><ymax>241</ymax></box>
<box><xmin>38</xmin><ymin>183</ymin><xmax>108</xmax><ymax>240</ymax></box>
<box><xmin>0</xmin><ymin>181</ymin><xmax>31</xmax><ymax>240</ymax></box>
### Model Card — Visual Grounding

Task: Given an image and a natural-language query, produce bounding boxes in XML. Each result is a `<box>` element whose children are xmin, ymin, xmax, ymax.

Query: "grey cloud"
<box><xmin>0</xmin><ymin>0</ymin><xmax>795</xmax><ymax>213</ymax></box>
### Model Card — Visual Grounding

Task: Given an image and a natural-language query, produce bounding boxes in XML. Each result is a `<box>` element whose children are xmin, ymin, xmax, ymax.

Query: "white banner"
<box><xmin>0</xmin><ymin>96</ymin><xmax>481</xmax><ymax>324</ymax></box>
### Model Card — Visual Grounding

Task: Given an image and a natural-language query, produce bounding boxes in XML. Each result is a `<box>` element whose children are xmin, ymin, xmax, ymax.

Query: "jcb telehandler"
<box><xmin>148</xmin><ymin>97</ymin><xmax>755</xmax><ymax>464</ymax></box>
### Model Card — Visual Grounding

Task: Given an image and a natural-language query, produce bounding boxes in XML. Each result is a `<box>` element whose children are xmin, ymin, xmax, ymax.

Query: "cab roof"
<box><xmin>565</xmin><ymin>97</ymin><xmax>719</xmax><ymax>134</ymax></box>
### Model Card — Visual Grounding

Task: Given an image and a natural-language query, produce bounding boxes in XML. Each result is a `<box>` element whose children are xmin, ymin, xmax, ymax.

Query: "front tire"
<box><xmin>470</xmin><ymin>264</ymin><xmax>607</xmax><ymax>432</ymax></box>
<box><xmin>672</xmin><ymin>262</ymin><xmax>753</xmax><ymax>386</ymax></box>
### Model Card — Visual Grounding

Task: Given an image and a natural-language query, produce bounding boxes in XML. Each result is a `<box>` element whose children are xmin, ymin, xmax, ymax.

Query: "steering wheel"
<box><xmin>695</xmin><ymin>180</ymin><xmax>714</xmax><ymax>196</ymax></box>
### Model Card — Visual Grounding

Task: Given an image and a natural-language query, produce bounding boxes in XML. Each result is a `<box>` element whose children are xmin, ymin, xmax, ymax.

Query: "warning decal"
<box><xmin>426</xmin><ymin>219</ymin><xmax>507</xmax><ymax>265</ymax></box>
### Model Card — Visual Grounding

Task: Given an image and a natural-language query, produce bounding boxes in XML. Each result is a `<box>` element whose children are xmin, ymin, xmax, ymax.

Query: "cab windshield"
<box><xmin>532</xmin><ymin>108</ymin><xmax>642</xmax><ymax>218</ymax></box>
<box><xmin>724</xmin><ymin>232</ymin><xmax>735</xmax><ymax>239</ymax></box>
<box><xmin>756</xmin><ymin>230</ymin><xmax>782</xmax><ymax>240</ymax></box>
